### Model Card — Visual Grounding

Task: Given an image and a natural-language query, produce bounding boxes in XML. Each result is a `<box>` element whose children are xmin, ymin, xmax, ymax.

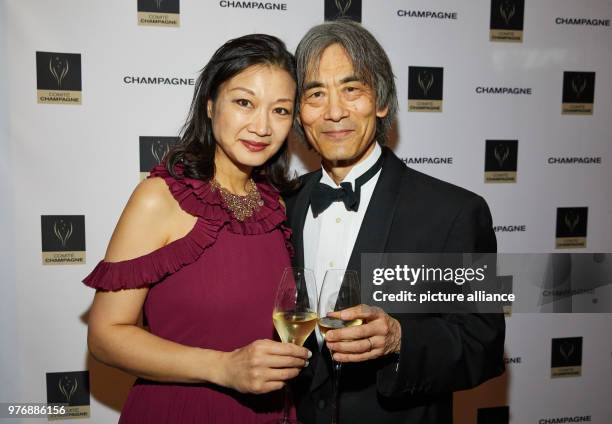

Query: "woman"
<box><xmin>83</xmin><ymin>34</ymin><xmax>309</xmax><ymax>423</ymax></box>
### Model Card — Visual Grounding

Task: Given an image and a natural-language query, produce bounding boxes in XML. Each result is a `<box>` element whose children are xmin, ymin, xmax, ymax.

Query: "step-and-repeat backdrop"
<box><xmin>2</xmin><ymin>0</ymin><xmax>612</xmax><ymax>423</ymax></box>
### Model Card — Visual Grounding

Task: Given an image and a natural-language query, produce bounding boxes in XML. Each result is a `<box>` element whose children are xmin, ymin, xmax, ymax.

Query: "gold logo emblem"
<box><xmin>417</xmin><ymin>71</ymin><xmax>434</xmax><ymax>96</ymax></box>
<box><xmin>53</xmin><ymin>219</ymin><xmax>73</xmax><ymax>247</ymax></box>
<box><xmin>151</xmin><ymin>139</ymin><xmax>170</xmax><ymax>164</ymax></box>
<box><xmin>564</xmin><ymin>212</ymin><xmax>580</xmax><ymax>233</ymax></box>
<box><xmin>571</xmin><ymin>76</ymin><xmax>587</xmax><ymax>99</ymax></box>
<box><xmin>334</xmin><ymin>0</ymin><xmax>351</xmax><ymax>16</ymax></box>
<box><xmin>499</xmin><ymin>0</ymin><xmax>516</xmax><ymax>25</ymax></box>
<box><xmin>49</xmin><ymin>56</ymin><xmax>70</xmax><ymax>89</ymax></box>
<box><xmin>494</xmin><ymin>144</ymin><xmax>510</xmax><ymax>167</ymax></box>
<box><xmin>59</xmin><ymin>376</ymin><xmax>78</xmax><ymax>403</ymax></box>
<box><xmin>559</xmin><ymin>341</ymin><xmax>575</xmax><ymax>361</ymax></box>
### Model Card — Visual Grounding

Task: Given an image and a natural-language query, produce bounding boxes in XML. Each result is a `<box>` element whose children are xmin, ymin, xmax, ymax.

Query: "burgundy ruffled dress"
<box><xmin>83</xmin><ymin>164</ymin><xmax>294</xmax><ymax>423</ymax></box>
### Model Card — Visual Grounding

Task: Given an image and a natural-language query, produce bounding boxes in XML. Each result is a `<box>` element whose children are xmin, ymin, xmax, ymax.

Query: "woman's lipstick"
<box><xmin>240</xmin><ymin>140</ymin><xmax>268</xmax><ymax>152</ymax></box>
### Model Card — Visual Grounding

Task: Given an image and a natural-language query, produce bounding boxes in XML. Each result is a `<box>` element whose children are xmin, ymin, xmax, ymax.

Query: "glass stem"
<box><xmin>330</xmin><ymin>355</ymin><xmax>342</xmax><ymax>424</ymax></box>
<box><xmin>281</xmin><ymin>382</ymin><xmax>291</xmax><ymax>424</ymax></box>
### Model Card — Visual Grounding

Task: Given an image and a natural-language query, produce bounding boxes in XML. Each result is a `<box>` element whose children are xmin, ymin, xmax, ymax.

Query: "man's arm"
<box><xmin>376</xmin><ymin>195</ymin><xmax>506</xmax><ymax>397</ymax></box>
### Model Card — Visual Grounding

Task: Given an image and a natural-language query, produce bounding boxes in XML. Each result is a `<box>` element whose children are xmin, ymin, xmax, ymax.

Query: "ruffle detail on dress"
<box><xmin>279</xmin><ymin>223</ymin><xmax>294</xmax><ymax>258</ymax></box>
<box><xmin>148</xmin><ymin>164</ymin><xmax>226</xmax><ymax>224</ymax></box>
<box><xmin>82</xmin><ymin>218</ymin><xmax>220</xmax><ymax>291</ymax></box>
<box><xmin>148</xmin><ymin>163</ymin><xmax>291</xmax><ymax>239</ymax></box>
<box><xmin>82</xmin><ymin>164</ymin><xmax>295</xmax><ymax>291</ymax></box>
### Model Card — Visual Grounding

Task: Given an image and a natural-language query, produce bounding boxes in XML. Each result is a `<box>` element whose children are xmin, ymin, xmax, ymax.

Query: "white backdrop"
<box><xmin>2</xmin><ymin>0</ymin><xmax>612</xmax><ymax>423</ymax></box>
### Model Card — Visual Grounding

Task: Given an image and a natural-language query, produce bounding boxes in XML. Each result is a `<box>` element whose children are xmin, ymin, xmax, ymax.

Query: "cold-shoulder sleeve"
<box><xmin>82</xmin><ymin>218</ymin><xmax>221</xmax><ymax>291</ymax></box>
<box><xmin>82</xmin><ymin>163</ymin><xmax>294</xmax><ymax>291</ymax></box>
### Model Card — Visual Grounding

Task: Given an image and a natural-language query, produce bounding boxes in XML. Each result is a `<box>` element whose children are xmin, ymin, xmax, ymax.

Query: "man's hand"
<box><xmin>324</xmin><ymin>304</ymin><xmax>401</xmax><ymax>363</ymax></box>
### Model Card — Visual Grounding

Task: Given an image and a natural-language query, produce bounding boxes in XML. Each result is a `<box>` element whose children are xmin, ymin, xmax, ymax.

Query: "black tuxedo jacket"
<box><xmin>285</xmin><ymin>147</ymin><xmax>506</xmax><ymax>424</ymax></box>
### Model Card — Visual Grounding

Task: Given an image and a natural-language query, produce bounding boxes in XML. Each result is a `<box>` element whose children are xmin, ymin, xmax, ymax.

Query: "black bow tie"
<box><xmin>310</xmin><ymin>153</ymin><xmax>384</xmax><ymax>218</ymax></box>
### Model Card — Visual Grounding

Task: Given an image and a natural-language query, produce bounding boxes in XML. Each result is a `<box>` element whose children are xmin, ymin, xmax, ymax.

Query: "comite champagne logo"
<box><xmin>139</xmin><ymin>136</ymin><xmax>179</xmax><ymax>180</ymax></box>
<box><xmin>138</xmin><ymin>0</ymin><xmax>180</xmax><ymax>27</ymax></box>
<box><xmin>41</xmin><ymin>215</ymin><xmax>86</xmax><ymax>265</ymax></box>
<box><xmin>551</xmin><ymin>337</ymin><xmax>582</xmax><ymax>378</ymax></box>
<box><xmin>485</xmin><ymin>140</ymin><xmax>518</xmax><ymax>183</ymax></box>
<box><xmin>490</xmin><ymin>0</ymin><xmax>524</xmax><ymax>42</ymax></box>
<box><xmin>562</xmin><ymin>71</ymin><xmax>595</xmax><ymax>115</ymax></box>
<box><xmin>477</xmin><ymin>406</ymin><xmax>509</xmax><ymax>424</ymax></box>
<box><xmin>555</xmin><ymin>207</ymin><xmax>588</xmax><ymax>249</ymax></box>
<box><xmin>46</xmin><ymin>371</ymin><xmax>90</xmax><ymax>420</ymax></box>
<box><xmin>324</xmin><ymin>0</ymin><xmax>361</xmax><ymax>23</ymax></box>
<box><xmin>408</xmin><ymin>67</ymin><xmax>443</xmax><ymax>112</ymax></box>
<box><xmin>36</xmin><ymin>52</ymin><xmax>82</xmax><ymax>105</ymax></box>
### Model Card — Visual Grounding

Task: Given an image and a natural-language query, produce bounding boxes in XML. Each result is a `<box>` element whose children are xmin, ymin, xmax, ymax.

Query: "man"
<box><xmin>285</xmin><ymin>20</ymin><xmax>505</xmax><ymax>423</ymax></box>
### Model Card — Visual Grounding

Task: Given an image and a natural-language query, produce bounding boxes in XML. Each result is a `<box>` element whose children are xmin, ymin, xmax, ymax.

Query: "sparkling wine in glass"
<box><xmin>317</xmin><ymin>269</ymin><xmax>361</xmax><ymax>424</ymax></box>
<box><xmin>271</xmin><ymin>267</ymin><xmax>318</xmax><ymax>424</ymax></box>
<box><xmin>272</xmin><ymin>310</ymin><xmax>318</xmax><ymax>347</ymax></box>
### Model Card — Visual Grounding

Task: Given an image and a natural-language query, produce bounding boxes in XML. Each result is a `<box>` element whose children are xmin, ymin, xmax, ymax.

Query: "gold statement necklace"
<box><xmin>210</xmin><ymin>178</ymin><xmax>264</xmax><ymax>221</ymax></box>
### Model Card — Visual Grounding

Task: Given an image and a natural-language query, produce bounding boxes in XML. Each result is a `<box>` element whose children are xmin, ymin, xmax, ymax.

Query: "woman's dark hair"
<box><xmin>166</xmin><ymin>34</ymin><xmax>297</xmax><ymax>191</ymax></box>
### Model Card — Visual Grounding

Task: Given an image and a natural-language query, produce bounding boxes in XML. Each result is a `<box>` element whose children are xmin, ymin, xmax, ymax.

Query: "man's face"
<box><xmin>299</xmin><ymin>43</ymin><xmax>388</xmax><ymax>164</ymax></box>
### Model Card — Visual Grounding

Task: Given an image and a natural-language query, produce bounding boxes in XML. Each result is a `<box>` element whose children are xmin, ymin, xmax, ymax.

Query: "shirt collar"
<box><xmin>319</xmin><ymin>142</ymin><xmax>382</xmax><ymax>188</ymax></box>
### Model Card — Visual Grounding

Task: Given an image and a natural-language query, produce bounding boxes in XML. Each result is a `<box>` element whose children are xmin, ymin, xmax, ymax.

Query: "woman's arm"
<box><xmin>87</xmin><ymin>177</ymin><xmax>309</xmax><ymax>392</ymax></box>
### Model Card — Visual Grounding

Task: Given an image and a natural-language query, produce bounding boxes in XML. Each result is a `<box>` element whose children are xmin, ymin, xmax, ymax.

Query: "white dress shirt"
<box><xmin>304</xmin><ymin>143</ymin><xmax>382</xmax><ymax>346</ymax></box>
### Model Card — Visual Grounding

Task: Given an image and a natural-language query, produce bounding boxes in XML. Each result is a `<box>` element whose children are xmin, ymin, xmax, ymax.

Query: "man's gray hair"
<box><xmin>295</xmin><ymin>19</ymin><xmax>398</xmax><ymax>144</ymax></box>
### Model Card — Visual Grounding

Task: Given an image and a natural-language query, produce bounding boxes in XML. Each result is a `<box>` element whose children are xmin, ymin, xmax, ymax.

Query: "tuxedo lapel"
<box><xmin>289</xmin><ymin>170</ymin><xmax>321</xmax><ymax>269</ymax></box>
<box><xmin>346</xmin><ymin>147</ymin><xmax>405</xmax><ymax>277</ymax></box>
<box><xmin>309</xmin><ymin>147</ymin><xmax>406</xmax><ymax>393</ymax></box>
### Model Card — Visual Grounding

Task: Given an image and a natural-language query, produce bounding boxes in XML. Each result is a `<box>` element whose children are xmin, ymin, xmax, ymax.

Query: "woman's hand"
<box><xmin>219</xmin><ymin>339</ymin><xmax>311</xmax><ymax>394</ymax></box>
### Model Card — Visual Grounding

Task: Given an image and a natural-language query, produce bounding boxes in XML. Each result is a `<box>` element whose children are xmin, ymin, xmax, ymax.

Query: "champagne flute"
<box><xmin>271</xmin><ymin>267</ymin><xmax>318</xmax><ymax>424</ymax></box>
<box><xmin>317</xmin><ymin>269</ymin><xmax>361</xmax><ymax>424</ymax></box>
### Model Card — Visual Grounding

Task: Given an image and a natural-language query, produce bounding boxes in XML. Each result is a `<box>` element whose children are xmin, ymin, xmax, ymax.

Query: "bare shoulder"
<box><xmin>104</xmin><ymin>177</ymin><xmax>183</xmax><ymax>262</ymax></box>
<box><xmin>129</xmin><ymin>177</ymin><xmax>178</xmax><ymax>212</ymax></box>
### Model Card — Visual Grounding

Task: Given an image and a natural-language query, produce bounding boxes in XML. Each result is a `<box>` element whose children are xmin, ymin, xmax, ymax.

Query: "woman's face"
<box><xmin>208</xmin><ymin>64</ymin><xmax>296</xmax><ymax>171</ymax></box>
